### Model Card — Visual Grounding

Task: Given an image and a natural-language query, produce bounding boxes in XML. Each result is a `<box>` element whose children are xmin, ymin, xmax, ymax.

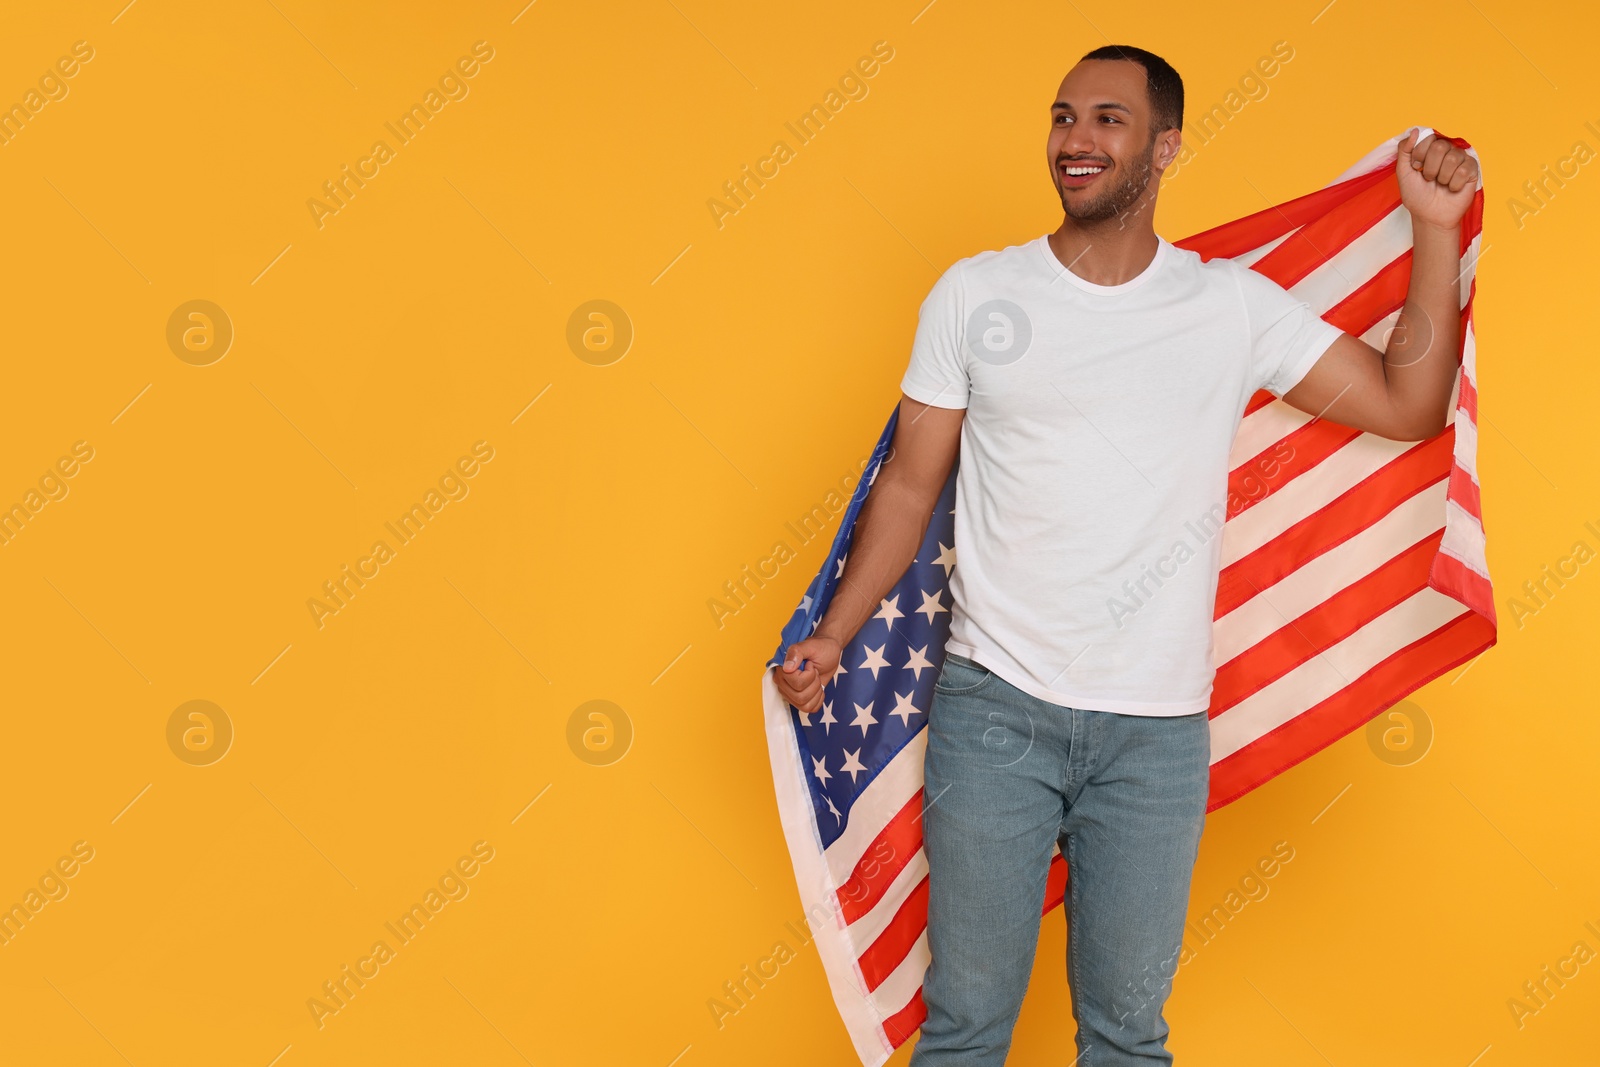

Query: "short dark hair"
<box><xmin>1078</xmin><ymin>44</ymin><xmax>1183</xmax><ymax>134</ymax></box>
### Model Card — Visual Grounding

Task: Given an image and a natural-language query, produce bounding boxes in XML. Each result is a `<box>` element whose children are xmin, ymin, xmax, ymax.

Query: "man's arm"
<box><xmin>772</xmin><ymin>395</ymin><xmax>964</xmax><ymax>714</ymax></box>
<box><xmin>1282</xmin><ymin>129</ymin><xmax>1479</xmax><ymax>441</ymax></box>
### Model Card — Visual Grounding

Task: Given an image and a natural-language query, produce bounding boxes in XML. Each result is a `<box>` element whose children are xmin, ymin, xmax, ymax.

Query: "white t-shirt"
<box><xmin>900</xmin><ymin>233</ymin><xmax>1344</xmax><ymax>716</ymax></box>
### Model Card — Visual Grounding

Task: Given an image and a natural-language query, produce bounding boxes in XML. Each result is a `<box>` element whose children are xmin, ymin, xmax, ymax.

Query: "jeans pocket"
<box><xmin>933</xmin><ymin>653</ymin><xmax>994</xmax><ymax>695</ymax></box>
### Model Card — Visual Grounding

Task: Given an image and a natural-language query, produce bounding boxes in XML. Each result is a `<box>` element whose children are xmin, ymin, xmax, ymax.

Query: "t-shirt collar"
<box><xmin>1038</xmin><ymin>234</ymin><xmax>1170</xmax><ymax>295</ymax></box>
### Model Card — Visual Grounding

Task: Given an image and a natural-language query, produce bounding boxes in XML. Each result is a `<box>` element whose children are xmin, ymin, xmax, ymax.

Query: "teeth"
<box><xmin>1064</xmin><ymin>165</ymin><xmax>1105</xmax><ymax>176</ymax></box>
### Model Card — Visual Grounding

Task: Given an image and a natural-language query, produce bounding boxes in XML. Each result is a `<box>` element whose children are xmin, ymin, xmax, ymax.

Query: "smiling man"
<box><xmin>773</xmin><ymin>43</ymin><xmax>1477</xmax><ymax>1066</ymax></box>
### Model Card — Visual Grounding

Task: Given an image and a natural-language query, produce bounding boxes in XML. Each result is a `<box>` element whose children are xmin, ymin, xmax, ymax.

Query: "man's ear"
<box><xmin>1156</xmin><ymin>127</ymin><xmax>1182</xmax><ymax>169</ymax></box>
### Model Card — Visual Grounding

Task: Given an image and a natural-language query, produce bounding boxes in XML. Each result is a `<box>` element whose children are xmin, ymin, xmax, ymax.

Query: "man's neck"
<box><xmin>1046</xmin><ymin>220</ymin><xmax>1161</xmax><ymax>288</ymax></box>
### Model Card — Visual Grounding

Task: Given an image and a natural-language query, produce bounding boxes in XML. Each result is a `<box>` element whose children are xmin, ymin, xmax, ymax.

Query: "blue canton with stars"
<box><xmin>768</xmin><ymin>405</ymin><xmax>960</xmax><ymax>850</ymax></box>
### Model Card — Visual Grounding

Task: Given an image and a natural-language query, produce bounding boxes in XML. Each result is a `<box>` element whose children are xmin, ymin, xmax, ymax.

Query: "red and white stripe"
<box><xmin>760</xmin><ymin>128</ymin><xmax>1495</xmax><ymax>1066</ymax></box>
<box><xmin>1198</xmin><ymin>128</ymin><xmax>1493</xmax><ymax>803</ymax></box>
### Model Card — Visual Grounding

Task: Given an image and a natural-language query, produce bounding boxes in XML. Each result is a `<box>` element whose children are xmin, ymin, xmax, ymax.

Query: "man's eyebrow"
<box><xmin>1051</xmin><ymin>101</ymin><xmax>1132</xmax><ymax>113</ymax></box>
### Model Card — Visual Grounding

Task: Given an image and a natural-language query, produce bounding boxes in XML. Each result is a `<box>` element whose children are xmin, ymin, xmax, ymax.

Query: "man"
<box><xmin>772</xmin><ymin>44</ymin><xmax>1477</xmax><ymax>1066</ymax></box>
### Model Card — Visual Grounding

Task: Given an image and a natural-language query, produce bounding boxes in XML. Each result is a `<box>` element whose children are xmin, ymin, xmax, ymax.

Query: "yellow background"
<box><xmin>1</xmin><ymin>0</ymin><xmax>1596</xmax><ymax>1064</ymax></box>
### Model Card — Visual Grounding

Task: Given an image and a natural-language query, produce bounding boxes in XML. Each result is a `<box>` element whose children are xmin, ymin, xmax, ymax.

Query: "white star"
<box><xmin>903</xmin><ymin>644</ymin><xmax>934</xmax><ymax>680</ymax></box>
<box><xmin>874</xmin><ymin>595</ymin><xmax>905</xmax><ymax>629</ymax></box>
<box><xmin>850</xmin><ymin>700</ymin><xmax>878</xmax><ymax>737</ymax></box>
<box><xmin>890</xmin><ymin>690</ymin><xmax>923</xmax><ymax>727</ymax></box>
<box><xmin>818</xmin><ymin>699</ymin><xmax>837</xmax><ymax>735</ymax></box>
<box><xmin>798</xmin><ymin>593</ymin><xmax>813</xmax><ymax>614</ymax></box>
<box><xmin>931</xmin><ymin>541</ymin><xmax>957</xmax><ymax>578</ymax></box>
<box><xmin>916</xmin><ymin>588</ymin><xmax>949</xmax><ymax>623</ymax></box>
<box><xmin>798</xmin><ymin>703</ymin><xmax>812</xmax><ymax>728</ymax></box>
<box><xmin>835</xmin><ymin>553</ymin><xmax>848</xmax><ymax>578</ymax></box>
<box><xmin>811</xmin><ymin>755</ymin><xmax>831</xmax><ymax>784</ymax></box>
<box><xmin>858</xmin><ymin>643</ymin><xmax>891</xmax><ymax>680</ymax></box>
<box><xmin>840</xmin><ymin>748</ymin><xmax>868</xmax><ymax>785</ymax></box>
<box><xmin>824</xmin><ymin>794</ymin><xmax>842</xmax><ymax>824</ymax></box>
<box><xmin>827</xmin><ymin>659</ymin><xmax>848</xmax><ymax>689</ymax></box>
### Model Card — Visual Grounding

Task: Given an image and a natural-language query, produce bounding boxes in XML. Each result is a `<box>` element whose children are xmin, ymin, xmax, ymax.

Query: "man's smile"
<box><xmin>1058</xmin><ymin>158</ymin><xmax>1109</xmax><ymax>188</ymax></box>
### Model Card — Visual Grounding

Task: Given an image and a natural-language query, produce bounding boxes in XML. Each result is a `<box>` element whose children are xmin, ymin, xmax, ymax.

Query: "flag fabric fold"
<box><xmin>760</xmin><ymin>128</ymin><xmax>1494</xmax><ymax>1066</ymax></box>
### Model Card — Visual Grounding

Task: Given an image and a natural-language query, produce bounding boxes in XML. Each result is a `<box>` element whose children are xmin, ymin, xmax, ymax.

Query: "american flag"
<box><xmin>760</xmin><ymin>128</ymin><xmax>1495</xmax><ymax>1066</ymax></box>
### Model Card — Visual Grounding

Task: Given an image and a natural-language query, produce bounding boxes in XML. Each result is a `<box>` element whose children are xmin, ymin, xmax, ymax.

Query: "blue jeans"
<box><xmin>908</xmin><ymin>653</ymin><xmax>1210</xmax><ymax>1066</ymax></box>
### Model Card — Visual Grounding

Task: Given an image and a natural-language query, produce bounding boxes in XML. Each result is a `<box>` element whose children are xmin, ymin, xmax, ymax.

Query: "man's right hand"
<box><xmin>769</xmin><ymin>395</ymin><xmax>962</xmax><ymax>718</ymax></box>
<box><xmin>772</xmin><ymin>635</ymin><xmax>843</xmax><ymax>715</ymax></box>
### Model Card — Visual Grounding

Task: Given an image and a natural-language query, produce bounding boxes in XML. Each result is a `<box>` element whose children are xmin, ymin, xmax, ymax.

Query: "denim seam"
<box><xmin>1066</xmin><ymin>827</ymin><xmax>1088</xmax><ymax>1066</ymax></box>
<box><xmin>932</xmin><ymin>660</ymin><xmax>994</xmax><ymax>697</ymax></box>
<box><xmin>1065</xmin><ymin>707</ymin><xmax>1079</xmax><ymax>790</ymax></box>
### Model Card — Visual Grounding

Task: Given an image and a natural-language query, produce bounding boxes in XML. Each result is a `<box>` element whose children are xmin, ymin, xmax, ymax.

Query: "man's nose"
<box><xmin>1060</xmin><ymin>122</ymin><xmax>1097</xmax><ymax>158</ymax></box>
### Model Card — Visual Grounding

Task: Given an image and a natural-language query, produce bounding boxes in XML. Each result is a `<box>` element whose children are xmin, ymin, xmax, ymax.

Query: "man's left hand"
<box><xmin>1396</xmin><ymin>127</ymin><xmax>1479</xmax><ymax>231</ymax></box>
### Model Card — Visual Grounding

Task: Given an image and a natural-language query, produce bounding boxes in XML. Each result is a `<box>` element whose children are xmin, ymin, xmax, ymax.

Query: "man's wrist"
<box><xmin>1411</xmin><ymin>217</ymin><xmax>1462</xmax><ymax>241</ymax></box>
<box><xmin>813</xmin><ymin>617</ymin><xmax>849</xmax><ymax>646</ymax></box>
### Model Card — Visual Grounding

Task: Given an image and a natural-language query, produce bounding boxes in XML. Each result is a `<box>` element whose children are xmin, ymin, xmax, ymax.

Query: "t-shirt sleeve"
<box><xmin>1233</xmin><ymin>261</ymin><xmax>1345</xmax><ymax>399</ymax></box>
<box><xmin>899</xmin><ymin>262</ymin><xmax>969</xmax><ymax>409</ymax></box>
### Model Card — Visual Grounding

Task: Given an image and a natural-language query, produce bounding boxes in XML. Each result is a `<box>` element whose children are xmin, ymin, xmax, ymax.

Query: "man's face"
<box><xmin>1046</xmin><ymin>60</ymin><xmax>1166</xmax><ymax>223</ymax></box>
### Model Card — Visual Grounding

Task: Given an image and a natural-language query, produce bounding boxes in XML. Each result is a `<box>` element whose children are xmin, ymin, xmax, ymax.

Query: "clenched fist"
<box><xmin>1396</xmin><ymin>127</ymin><xmax>1479</xmax><ymax>232</ymax></box>
<box><xmin>772</xmin><ymin>635</ymin><xmax>842</xmax><ymax>715</ymax></box>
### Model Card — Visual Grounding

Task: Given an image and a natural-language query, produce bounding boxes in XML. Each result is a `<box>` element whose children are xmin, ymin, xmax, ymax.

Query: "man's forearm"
<box><xmin>814</xmin><ymin>476</ymin><xmax>935</xmax><ymax>648</ymax></box>
<box><xmin>1384</xmin><ymin>220</ymin><xmax>1463</xmax><ymax>437</ymax></box>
